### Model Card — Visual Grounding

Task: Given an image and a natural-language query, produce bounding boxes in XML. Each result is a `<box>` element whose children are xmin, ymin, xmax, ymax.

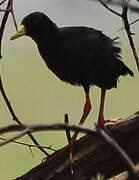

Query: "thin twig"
<box><xmin>0</xmin><ymin>123</ymin><xmax>97</xmax><ymax>148</ymax></box>
<box><xmin>121</xmin><ymin>0</ymin><xmax>139</xmax><ymax>14</ymax></box>
<box><xmin>64</xmin><ymin>114</ymin><xmax>72</xmax><ymax>143</ymax></box>
<box><xmin>0</xmin><ymin>128</ymin><xmax>30</xmax><ymax>146</ymax></box>
<box><xmin>118</xmin><ymin>18</ymin><xmax>139</xmax><ymax>31</ymax></box>
<box><xmin>0</xmin><ymin>0</ymin><xmax>7</xmax><ymax>6</ymax></box>
<box><xmin>121</xmin><ymin>6</ymin><xmax>139</xmax><ymax>71</ymax></box>
<box><xmin>9</xmin><ymin>0</ymin><xmax>18</xmax><ymax>31</ymax></box>
<box><xmin>98</xmin><ymin>0</ymin><xmax>122</xmax><ymax>17</ymax></box>
<box><xmin>0</xmin><ymin>8</ymin><xmax>11</xmax><ymax>11</ymax></box>
<box><xmin>0</xmin><ymin>137</ymin><xmax>56</xmax><ymax>151</ymax></box>
<box><xmin>103</xmin><ymin>0</ymin><xmax>139</xmax><ymax>14</ymax></box>
<box><xmin>0</xmin><ymin>0</ymin><xmax>11</xmax><ymax>59</ymax></box>
<box><xmin>0</xmin><ymin>1</ymin><xmax>18</xmax><ymax>32</ymax></box>
<box><xmin>29</xmin><ymin>146</ymin><xmax>34</xmax><ymax>158</ymax></box>
<box><xmin>11</xmin><ymin>10</ymin><xmax>18</xmax><ymax>31</ymax></box>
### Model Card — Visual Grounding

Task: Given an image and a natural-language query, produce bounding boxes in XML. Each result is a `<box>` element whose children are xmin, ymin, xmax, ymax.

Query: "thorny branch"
<box><xmin>0</xmin><ymin>0</ymin><xmax>49</xmax><ymax>156</ymax></box>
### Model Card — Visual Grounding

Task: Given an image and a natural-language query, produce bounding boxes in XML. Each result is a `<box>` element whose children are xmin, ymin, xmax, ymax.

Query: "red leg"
<box><xmin>44</xmin><ymin>87</ymin><xmax>92</xmax><ymax>174</ymax></box>
<box><xmin>97</xmin><ymin>88</ymin><xmax>119</xmax><ymax>127</ymax></box>
<box><xmin>45</xmin><ymin>88</ymin><xmax>118</xmax><ymax>172</ymax></box>
<box><xmin>69</xmin><ymin>87</ymin><xmax>91</xmax><ymax>172</ymax></box>
<box><xmin>71</xmin><ymin>87</ymin><xmax>91</xmax><ymax>138</ymax></box>
<box><xmin>97</xmin><ymin>88</ymin><xmax>106</xmax><ymax>127</ymax></box>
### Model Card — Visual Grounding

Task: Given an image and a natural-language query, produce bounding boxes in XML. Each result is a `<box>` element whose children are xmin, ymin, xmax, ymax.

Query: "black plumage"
<box><xmin>20</xmin><ymin>12</ymin><xmax>133</xmax><ymax>90</ymax></box>
<box><xmin>11</xmin><ymin>12</ymin><xmax>134</xmax><ymax>128</ymax></box>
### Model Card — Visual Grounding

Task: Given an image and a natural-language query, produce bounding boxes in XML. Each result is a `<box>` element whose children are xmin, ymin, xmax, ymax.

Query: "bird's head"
<box><xmin>10</xmin><ymin>12</ymin><xmax>57</xmax><ymax>41</ymax></box>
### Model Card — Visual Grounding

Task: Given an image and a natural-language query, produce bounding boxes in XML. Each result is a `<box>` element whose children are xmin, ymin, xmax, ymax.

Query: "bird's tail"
<box><xmin>117</xmin><ymin>60</ymin><xmax>134</xmax><ymax>77</ymax></box>
<box><xmin>111</xmin><ymin>37</ymin><xmax>134</xmax><ymax>78</ymax></box>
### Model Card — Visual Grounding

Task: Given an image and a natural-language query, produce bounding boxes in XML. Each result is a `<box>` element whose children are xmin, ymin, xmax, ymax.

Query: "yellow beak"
<box><xmin>10</xmin><ymin>25</ymin><xmax>26</xmax><ymax>40</ymax></box>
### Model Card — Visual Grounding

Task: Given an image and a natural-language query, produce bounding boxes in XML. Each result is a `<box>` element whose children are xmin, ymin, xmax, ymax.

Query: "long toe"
<box><xmin>105</xmin><ymin>117</ymin><xmax>120</xmax><ymax>124</ymax></box>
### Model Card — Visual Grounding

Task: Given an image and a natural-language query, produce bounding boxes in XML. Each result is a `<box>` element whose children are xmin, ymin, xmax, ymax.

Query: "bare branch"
<box><xmin>0</xmin><ymin>123</ymin><xmax>97</xmax><ymax>136</ymax></box>
<box><xmin>103</xmin><ymin>0</ymin><xmax>139</xmax><ymax>14</ymax></box>
<box><xmin>0</xmin><ymin>137</ymin><xmax>56</xmax><ymax>151</ymax></box>
<box><xmin>118</xmin><ymin>18</ymin><xmax>139</xmax><ymax>31</ymax></box>
<box><xmin>98</xmin><ymin>0</ymin><xmax>122</xmax><ymax>17</ymax></box>
<box><xmin>0</xmin><ymin>0</ymin><xmax>7</xmax><ymax>6</ymax></box>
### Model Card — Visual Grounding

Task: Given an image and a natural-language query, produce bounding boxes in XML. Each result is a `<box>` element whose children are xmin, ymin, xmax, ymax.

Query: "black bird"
<box><xmin>11</xmin><ymin>12</ymin><xmax>134</xmax><ymax>150</ymax></box>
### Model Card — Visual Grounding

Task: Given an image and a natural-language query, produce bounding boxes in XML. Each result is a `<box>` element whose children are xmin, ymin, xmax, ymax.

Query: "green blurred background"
<box><xmin>0</xmin><ymin>0</ymin><xmax>139</xmax><ymax>179</ymax></box>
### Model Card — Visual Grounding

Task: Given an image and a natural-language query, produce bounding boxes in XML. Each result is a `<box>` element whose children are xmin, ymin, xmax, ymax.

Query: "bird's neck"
<box><xmin>33</xmin><ymin>30</ymin><xmax>60</xmax><ymax>68</ymax></box>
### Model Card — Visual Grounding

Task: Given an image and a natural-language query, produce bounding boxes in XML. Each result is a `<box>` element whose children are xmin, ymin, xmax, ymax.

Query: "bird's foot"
<box><xmin>105</xmin><ymin>117</ymin><xmax>119</xmax><ymax>124</ymax></box>
<box><xmin>97</xmin><ymin>117</ymin><xmax>119</xmax><ymax>128</ymax></box>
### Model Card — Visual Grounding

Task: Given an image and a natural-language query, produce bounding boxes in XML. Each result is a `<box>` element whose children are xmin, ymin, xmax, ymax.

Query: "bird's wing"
<box><xmin>59</xmin><ymin>26</ymin><xmax>120</xmax><ymax>66</ymax></box>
